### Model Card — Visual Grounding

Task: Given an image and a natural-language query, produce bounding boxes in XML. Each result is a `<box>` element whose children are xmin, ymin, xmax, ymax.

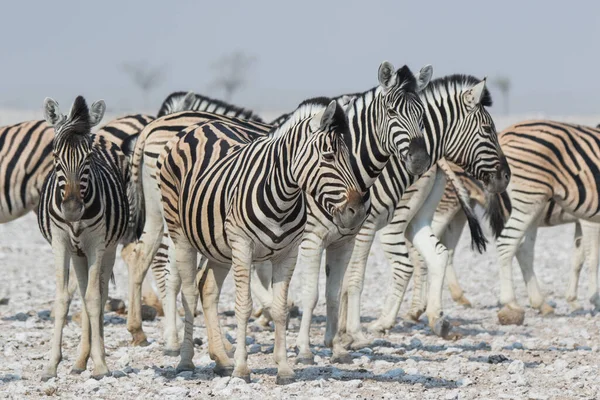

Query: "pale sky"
<box><xmin>1</xmin><ymin>1</ymin><xmax>599</xmax><ymax>116</ymax></box>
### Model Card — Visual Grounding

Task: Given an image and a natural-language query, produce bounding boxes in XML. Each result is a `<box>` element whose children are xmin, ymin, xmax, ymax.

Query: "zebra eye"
<box><xmin>322</xmin><ymin>151</ymin><xmax>335</xmax><ymax>162</ymax></box>
<box><xmin>387</xmin><ymin>108</ymin><xmax>399</xmax><ymax>118</ymax></box>
<box><xmin>482</xmin><ymin>125</ymin><xmax>493</xmax><ymax>135</ymax></box>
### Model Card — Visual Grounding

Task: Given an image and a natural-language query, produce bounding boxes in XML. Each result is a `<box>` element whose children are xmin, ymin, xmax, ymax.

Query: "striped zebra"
<box><xmin>421</xmin><ymin>122</ymin><xmax>600</xmax><ymax>321</ymax></box>
<box><xmin>148</xmin><ymin>99</ymin><xmax>365</xmax><ymax>384</ymax></box>
<box><xmin>123</xmin><ymin>97</ymin><xmax>269</xmax><ymax>346</ymax></box>
<box><xmin>480</xmin><ymin>121</ymin><xmax>600</xmax><ymax>324</ymax></box>
<box><xmin>39</xmin><ymin>96</ymin><xmax>135</xmax><ymax>380</ymax></box>
<box><xmin>157</xmin><ymin>91</ymin><xmax>265</xmax><ymax>121</ymax></box>
<box><xmin>330</xmin><ymin>75</ymin><xmax>510</xmax><ymax>362</ymax></box>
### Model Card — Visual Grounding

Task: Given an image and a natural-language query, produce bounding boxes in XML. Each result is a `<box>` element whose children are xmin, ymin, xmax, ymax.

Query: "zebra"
<box><xmin>39</xmin><ymin>96</ymin><xmax>135</xmax><ymax>380</ymax></box>
<box><xmin>473</xmin><ymin>121</ymin><xmax>600</xmax><ymax>324</ymax></box>
<box><xmin>156</xmin><ymin>91</ymin><xmax>265</xmax><ymax>121</ymax></box>
<box><xmin>329</xmin><ymin>75</ymin><xmax>510</xmax><ymax>362</ymax></box>
<box><xmin>419</xmin><ymin>127</ymin><xmax>600</xmax><ymax>320</ymax></box>
<box><xmin>141</xmin><ymin>98</ymin><xmax>363</xmax><ymax>384</ymax></box>
<box><xmin>123</xmin><ymin>61</ymin><xmax>433</xmax><ymax>350</ymax></box>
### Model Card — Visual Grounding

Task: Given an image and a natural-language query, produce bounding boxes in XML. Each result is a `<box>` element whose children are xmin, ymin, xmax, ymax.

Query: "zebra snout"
<box><xmin>486</xmin><ymin>160</ymin><xmax>511</xmax><ymax>193</ymax></box>
<box><xmin>333</xmin><ymin>190</ymin><xmax>367</xmax><ymax>230</ymax></box>
<box><xmin>61</xmin><ymin>196</ymin><xmax>85</xmax><ymax>222</ymax></box>
<box><xmin>404</xmin><ymin>137</ymin><xmax>430</xmax><ymax>176</ymax></box>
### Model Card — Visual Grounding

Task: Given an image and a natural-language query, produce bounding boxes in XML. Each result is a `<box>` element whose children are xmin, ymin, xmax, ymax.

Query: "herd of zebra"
<box><xmin>3</xmin><ymin>60</ymin><xmax>600</xmax><ymax>385</ymax></box>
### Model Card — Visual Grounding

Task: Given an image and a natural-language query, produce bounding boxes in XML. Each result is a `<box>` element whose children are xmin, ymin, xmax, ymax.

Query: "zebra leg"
<box><xmin>42</xmin><ymin>241</ymin><xmax>71</xmax><ymax>381</ymax></box>
<box><xmin>407</xmin><ymin>244</ymin><xmax>428</xmax><ymax>322</ymax></box>
<box><xmin>71</xmin><ymin>255</ymin><xmax>91</xmax><ymax>374</ymax></box>
<box><xmin>295</xmin><ymin>233</ymin><xmax>325</xmax><ymax>365</ymax></box>
<box><xmin>230</xmin><ymin>238</ymin><xmax>253</xmax><ymax>382</ymax></box>
<box><xmin>328</xmin><ymin>238</ymin><xmax>363</xmax><ymax>349</ymax></box>
<box><xmin>250</xmin><ymin>262</ymin><xmax>273</xmax><ymax>327</ymax></box>
<box><xmin>173</xmin><ymin>239</ymin><xmax>199</xmax><ymax>372</ymax></box>
<box><xmin>199</xmin><ymin>261</ymin><xmax>234</xmax><ymax>376</ymax></box>
<box><xmin>566</xmin><ymin>222</ymin><xmax>584</xmax><ymax>311</ymax></box>
<box><xmin>496</xmin><ymin>201</ymin><xmax>545</xmax><ymax>325</ymax></box>
<box><xmin>163</xmin><ymin>255</ymin><xmax>183</xmax><ymax>356</ymax></box>
<box><xmin>99</xmin><ymin>248</ymin><xmax>116</xmax><ymax>343</ymax></box>
<box><xmin>581</xmin><ymin>221</ymin><xmax>600</xmax><ymax>310</ymax></box>
<box><xmin>515</xmin><ymin>226</ymin><xmax>553</xmax><ymax>315</ymax></box>
<box><xmin>368</xmin><ymin>221</ymin><xmax>412</xmax><ymax>335</ymax></box>
<box><xmin>271</xmin><ymin>250</ymin><xmax>298</xmax><ymax>385</ymax></box>
<box><xmin>439</xmin><ymin>212</ymin><xmax>471</xmax><ymax>307</ymax></box>
<box><xmin>82</xmin><ymin>247</ymin><xmax>110</xmax><ymax>379</ymax></box>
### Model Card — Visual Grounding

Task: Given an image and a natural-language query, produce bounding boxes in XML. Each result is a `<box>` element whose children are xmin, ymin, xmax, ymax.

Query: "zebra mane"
<box><xmin>423</xmin><ymin>75</ymin><xmax>493</xmax><ymax>107</ymax></box>
<box><xmin>268</xmin><ymin>97</ymin><xmax>349</xmax><ymax>140</ymax></box>
<box><xmin>156</xmin><ymin>91</ymin><xmax>264</xmax><ymax>122</ymax></box>
<box><xmin>59</xmin><ymin>96</ymin><xmax>92</xmax><ymax>137</ymax></box>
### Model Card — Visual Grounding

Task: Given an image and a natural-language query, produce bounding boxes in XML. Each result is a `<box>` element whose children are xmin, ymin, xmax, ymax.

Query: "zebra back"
<box><xmin>157</xmin><ymin>91</ymin><xmax>264</xmax><ymax>122</ymax></box>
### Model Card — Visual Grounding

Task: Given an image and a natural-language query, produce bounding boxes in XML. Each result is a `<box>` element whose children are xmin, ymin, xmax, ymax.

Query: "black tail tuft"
<box><xmin>456</xmin><ymin>190</ymin><xmax>487</xmax><ymax>253</ymax></box>
<box><xmin>485</xmin><ymin>191</ymin><xmax>511</xmax><ymax>238</ymax></box>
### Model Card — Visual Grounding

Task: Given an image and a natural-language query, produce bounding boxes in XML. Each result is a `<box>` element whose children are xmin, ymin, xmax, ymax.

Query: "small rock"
<box><xmin>248</xmin><ymin>344</ymin><xmax>261</xmax><ymax>354</ymax></box>
<box><xmin>405</xmin><ymin>368</ymin><xmax>418</xmax><ymax>375</ymax></box>
<box><xmin>343</xmin><ymin>379</ymin><xmax>363</xmax><ymax>388</ymax></box>
<box><xmin>264</xmin><ymin>345</ymin><xmax>274</xmax><ymax>354</ymax></box>
<box><xmin>553</xmin><ymin>359</ymin><xmax>569</xmax><ymax>370</ymax></box>
<box><xmin>112</xmin><ymin>370</ymin><xmax>126</xmax><ymax>379</ymax></box>
<box><xmin>104</xmin><ymin>315</ymin><xmax>126</xmax><ymax>325</ymax></box>
<box><xmin>458</xmin><ymin>377</ymin><xmax>473</xmax><ymax>387</ymax></box>
<box><xmin>42</xmin><ymin>380</ymin><xmax>57</xmax><ymax>396</ymax></box>
<box><xmin>14</xmin><ymin>312</ymin><xmax>28</xmax><ymax>321</ymax></box>
<box><xmin>223</xmin><ymin>310</ymin><xmax>235</xmax><ymax>317</ymax></box>
<box><xmin>141</xmin><ymin>305</ymin><xmax>157</xmax><ymax>321</ymax></box>
<box><xmin>382</xmin><ymin>368</ymin><xmax>405</xmax><ymax>379</ymax></box>
<box><xmin>488</xmin><ymin>354</ymin><xmax>509</xmax><ymax>364</ymax></box>
<box><xmin>512</xmin><ymin>342</ymin><xmax>524</xmax><ymax>350</ymax></box>
<box><xmin>507</xmin><ymin>360</ymin><xmax>525</xmax><ymax>375</ymax></box>
<box><xmin>83</xmin><ymin>378</ymin><xmax>100</xmax><ymax>392</ymax></box>
<box><xmin>410</xmin><ymin>338</ymin><xmax>422</xmax><ymax>348</ymax></box>
<box><xmin>358</xmin><ymin>347</ymin><xmax>373</xmax><ymax>354</ymax></box>
<box><xmin>117</xmin><ymin>354</ymin><xmax>130</xmax><ymax>368</ymax></box>
<box><xmin>445</xmin><ymin>391</ymin><xmax>459</xmax><ymax>400</ymax></box>
<box><xmin>194</xmin><ymin>337</ymin><xmax>203</xmax><ymax>347</ymax></box>
<box><xmin>225</xmin><ymin>332</ymin><xmax>235</xmax><ymax>344</ymax></box>
<box><xmin>245</xmin><ymin>336</ymin><xmax>255</xmax><ymax>345</ymax></box>
<box><xmin>0</xmin><ymin>297</ymin><xmax>9</xmax><ymax>305</ymax></box>
<box><xmin>160</xmin><ymin>386</ymin><xmax>190</xmax><ymax>396</ymax></box>
<box><xmin>373</xmin><ymin>359</ymin><xmax>392</xmax><ymax>368</ymax></box>
<box><xmin>37</xmin><ymin>310</ymin><xmax>52</xmax><ymax>320</ymax></box>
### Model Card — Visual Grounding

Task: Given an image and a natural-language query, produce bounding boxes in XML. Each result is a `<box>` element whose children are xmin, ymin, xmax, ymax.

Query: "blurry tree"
<box><xmin>209</xmin><ymin>51</ymin><xmax>256</xmax><ymax>101</ymax></box>
<box><xmin>492</xmin><ymin>76</ymin><xmax>511</xmax><ymax>115</ymax></box>
<box><xmin>121</xmin><ymin>62</ymin><xmax>167</xmax><ymax>109</ymax></box>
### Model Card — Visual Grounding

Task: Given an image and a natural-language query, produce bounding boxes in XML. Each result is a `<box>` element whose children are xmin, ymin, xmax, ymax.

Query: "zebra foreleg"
<box><xmin>581</xmin><ymin>221</ymin><xmax>600</xmax><ymax>310</ymax></box>
<box><xmin>42</xmin><ymin>240</ymin><xmax>71</xmax><ymax>381</ymax></box>
<box><xmin>172</xmin><ymin>239</ymin><xmax>198</xmax><ymax>373</ymax></box>
<box><xmin>163</xmin><ymin>254</ymin><xmax>183</xmax><ymax>356</ymax></box>
<box><xmin>407</xmin><ymin>245</ymin><xmax>428</xmax><ymax>322</ymax></box>
<box><xmin>295</xmin><ymin>233</ymin><xmax>325</xmax><ymax>365</ymax></box>
<box><xmin>250</xmin><ymin>262</ymin><xmax>273</xmax><ymax>327</ymax></box>
<box><xmin>200</xmin><ymin>260</ymin><xmax>234</xmax><ymax>376</ymax></box>
<box><xmin>80</xmin><ymin>247</ymin><xmax>110</xmax><ymax>379</ymax></box>
<box><xmin>566</xmin><ymin>222</ymin><xmax>585</xmax><ymax>311</ymax></box>
<box><xmin>71</xmin><ymin>255</ymin><xmax>90</xmax><ymax>374</ymax></box>
<box><xmin>271</xmin><ymin>250</ymin><xmax>298</xmax><ymax>385</ymax></box>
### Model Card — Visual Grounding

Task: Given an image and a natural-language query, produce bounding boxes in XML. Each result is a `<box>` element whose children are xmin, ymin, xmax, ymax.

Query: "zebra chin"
<box><xmin>61</xmin><ymin>197</ymin><xmax>85</xmax><ymax>222</ymax></box>
<box><xmin>331</xmin><ymin>189</ymin><xmax>367</xmax><ymax>230</ymax></box>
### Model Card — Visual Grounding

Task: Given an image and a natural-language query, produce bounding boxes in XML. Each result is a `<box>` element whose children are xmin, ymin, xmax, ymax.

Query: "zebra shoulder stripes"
<box><xmin>157</xmin><ymin>100</ymin><xmax>365</xmax><ymax>384</ymax></box>
<box><xmin>487</xmin><ymin>121</ymin><xmax>600</xmax><ymax>324</ymax></box>
<box><xmin>333</xmin><ymin>75</ymin><xmax>510</xmax><ymax>360</ymax></box>
<box><xmin>39</xmin><ymin>96</ymin><xmax>132</xmax><ymax>380</ymax></box>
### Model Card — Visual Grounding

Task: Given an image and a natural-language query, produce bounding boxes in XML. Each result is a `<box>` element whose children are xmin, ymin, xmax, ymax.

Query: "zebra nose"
<box><xmin>61</xmin><ymin>196</ymin><xmax>84</xmax><ymax>222</ymax></box>
<box><xmin>405</xmin><ymin>136</ymin><xmax>429</xmax><ymax>176</ymax></box>
<box><xmin>334</xmin><ymin>190</ymin><xmax>367</xmax><ymax>230</ymax></box>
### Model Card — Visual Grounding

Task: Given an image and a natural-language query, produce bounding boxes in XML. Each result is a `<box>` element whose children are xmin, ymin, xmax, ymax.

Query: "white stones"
<box><xmin>507</xmin><ymin>360</ymin><xmax>525</xmax><ymax>375</ymax></box>
<box><xmin>117</xmin><ymin>353</ymin><xmax>130</xmax><ymax>368</ymax></box>
<box><xmin>458</xmin><ymin>377</ymin><xmax>473</xmax><ymax>387</ymax></box>
<box><xmin>160</xmin><ymin>386</ymin><xmax>190</xmax><ymax>397</ymax></box>
<box><xmin>83</xmin><ymin>378</ymin><xmax>100</xmax><ymax>392</ymax></box>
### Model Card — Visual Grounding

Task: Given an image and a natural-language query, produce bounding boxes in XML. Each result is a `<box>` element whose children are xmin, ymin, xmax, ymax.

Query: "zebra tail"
<box><xmin>437</xmin><ymin>159</ymin><xmax>487</xmax><ymax>253</ymax></box>
<box><xmin>485</xmin><ymin>190</ymin><xmax>512</xmax><ymax>238</ymax></box>
<box><xmin>128</xmin><ymin>129</ymin><xmax>148</xmax><ymax>242</ymax></box>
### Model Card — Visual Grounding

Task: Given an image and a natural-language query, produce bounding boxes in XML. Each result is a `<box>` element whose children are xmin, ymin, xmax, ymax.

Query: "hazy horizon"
<box><xmin>2</xmin><ymin>1</ymin><xmax>599</xmax><ymax>117</ymax></box>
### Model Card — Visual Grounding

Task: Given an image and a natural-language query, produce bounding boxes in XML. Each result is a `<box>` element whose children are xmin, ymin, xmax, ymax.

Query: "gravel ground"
<box><xmin>1</xmin><ymin>212</ymin><xmax>599</xmax><ymax>399</ymax></box>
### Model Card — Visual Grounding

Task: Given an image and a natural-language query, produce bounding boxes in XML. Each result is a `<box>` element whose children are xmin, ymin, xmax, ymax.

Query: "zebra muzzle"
<box><xmin>61</xmin><ymin>194</ymin><xmax>85</xmax><ymax>222</ymax></box>
<box><xmin>332</xmin><ymin>189</ymin><xmax>367</xmax><ymax>230</ymax></box>
<box><xmin>485</xmin><ymin>159</ymin><xmax>511</xmax><ymax>193</ymax></box>
<box><xmin>403</xmin><ymin>136</ymin><xmax>430</xmax><ymax>176</ymax></box>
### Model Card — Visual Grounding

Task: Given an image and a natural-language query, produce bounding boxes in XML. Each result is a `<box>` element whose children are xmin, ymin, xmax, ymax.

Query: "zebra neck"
<box><xmin>339</xmin><ymin>87</ymin><xmax>391</xmax><ymax>192</ymax></box>
<box><xmin>421</xmin><ymin>97</ymin><xmax>467</xmax><ymax>167</ymax></box>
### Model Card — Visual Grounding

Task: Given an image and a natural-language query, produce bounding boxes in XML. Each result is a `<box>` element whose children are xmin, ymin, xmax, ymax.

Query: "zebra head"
<box><xmin>443</xmin><ymin>78</ymin><xmax>510</xmax><ymax>193</ymax></box>
<box><xmin>297</xmin><ymin>100</ymin><xmax>367</xmax><ymax>230</ymax></box>
<box><xmin>376</xmin><ymin>62</ymin><xmax>432</xmax><ymax>175</ymax></box>
<box><xmin>43</xmin><ymin>96</ymin><xmax>106</xmax><ymax>222</ymax></box>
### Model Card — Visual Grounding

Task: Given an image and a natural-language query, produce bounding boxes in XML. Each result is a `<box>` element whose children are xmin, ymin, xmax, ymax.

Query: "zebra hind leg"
<box><xmin>565</xmin><ymin>222</ymin><xmax>584</xmax><ymax>311</ymax></box>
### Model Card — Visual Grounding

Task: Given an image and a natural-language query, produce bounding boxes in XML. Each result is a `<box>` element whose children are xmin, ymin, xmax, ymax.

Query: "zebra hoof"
<box><xmin>349</xmin><ymin>337</ymin><xmax>371</xmax><ymax>350</ymax></box>
<box><xmin>176</xmin><ymin>361</ymin><xmax>195</xmax><ymax>373</ymax></box>
<box><xmin>232</xmin><ymin>371</ymin><xmax>251</xmax><ymax>383</ymax></box>
<box><xmin>213</xmin><ymin>365</ymin><xmax>234</xmax><ymax>377</ymax></box>
<box><xmin>92</xmin><ymin>371</ymin><xmax>111</xmax><ymax>380</ymax></box>
<box><xmin>276</xmin><ymin>374</ymin><xmax>296</xmax><ymax>385</ymax></box>
<box><xmin>70</xmin><ymin>368</ymin><xmax>85</xmax><ymax>375</ymax></box>
<box><xmin>163</xmin><ymin>349</ymin><xmax>180</xmax><ymax>357</ymax></box>
<box><xmin>330</xmin><ymin>351</ymin><xmax>353</xmax><ymax>364</ymax></box>
<box><xmin>41</xmin><ymin>372</ymin><xmax>57</xmax><ymax>382</ymax></box>
<box><xmin>296</xmin><ymin>355</ymin><xmax>315</xmax><ymax>365</ymax></box>
<box><xmin>497</xmin><ymin>305</ymin><xmax>525</xmax><ymax>326</ymax></box>
<box><xmin>431</xmin><ymin>318</ymin><xmax>451</xmax><ymax>338</ymax></box>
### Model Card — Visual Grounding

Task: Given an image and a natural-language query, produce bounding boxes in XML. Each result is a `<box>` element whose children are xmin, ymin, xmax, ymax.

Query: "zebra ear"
<box><xmin>88</xmin><ymin>100</ymin><xmax>106</xmax><ymax>127</ymax></box>
<box><xmin>309</xmin><ymin>100</ymin><xmax>337</xmax><ymax>132</ymax></box>
<box><xmin>180</xmin><ymin>91</ymin><xmax>196</xmax><ymax>112</ymax></box>
<box><xmin>378</xmin><ymin>61</ymin><xmax>397</xmax><ymax>92</ymax></box>
<box><xmin>416</xmin><ymin>64</ymin><xmax>433</xmax><ymax>92</ymax></box>
<box><xmin>43</xmin><ymin>98</ymin><xmax>66</xmax><ymax>130</ymax></box>
<box><xmin>464</xmin><ymin>79</ymin><xmax>487</xmax><ymax>108</ymax></box>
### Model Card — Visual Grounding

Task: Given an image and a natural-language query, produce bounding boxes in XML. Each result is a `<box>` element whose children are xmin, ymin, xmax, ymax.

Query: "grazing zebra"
<box><xmin>330</xmin><ymin>75</ymin><xmax>510</xmax><ymax>361</ymax></box>
<box><xmin>150</xmin><ymin>99</ymin><xmax>365</xmax><ymax>384</ymax></box>
<box><xmin>39</xmin><ymin>96</ymin><xmax>134</xmax><ymax>380</ymax></box>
